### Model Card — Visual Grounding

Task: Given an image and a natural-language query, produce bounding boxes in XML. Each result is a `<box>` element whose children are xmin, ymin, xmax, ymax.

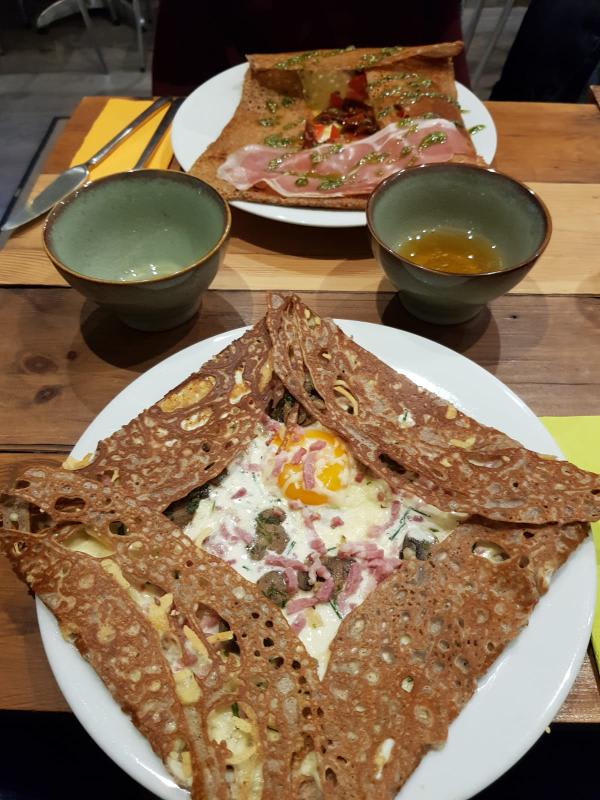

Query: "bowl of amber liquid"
<box><xmin>367</xmin><ymin>163</ymin><xmax>551</xmax><ymax>324</ymax></box>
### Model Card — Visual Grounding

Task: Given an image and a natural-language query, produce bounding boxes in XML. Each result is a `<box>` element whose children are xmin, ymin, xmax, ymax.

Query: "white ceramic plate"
<box><xmin>171</xmin><ymin>63</ymin><xmax>498</xmax><ymax>228</ymax></box>
<box><xmin>37</xmin><ymin>322</ymin><xmax>594</xmax><ymax>800</ymax></box>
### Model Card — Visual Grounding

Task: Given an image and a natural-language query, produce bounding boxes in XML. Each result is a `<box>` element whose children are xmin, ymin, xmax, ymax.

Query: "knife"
<box><xmin>1</xmin><ymin>96</ymin><xmax>172</xmax><ymax>233</ymax></box>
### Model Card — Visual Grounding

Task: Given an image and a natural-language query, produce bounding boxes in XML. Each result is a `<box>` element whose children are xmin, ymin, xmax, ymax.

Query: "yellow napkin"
<box><xmin>69</xmin><ymin>99</ymin><xmax>173</xmax><ymax>179</ymax></box>
<box><xmin>540</xmin><ymin>416</ymin><xmax>600</xmax><ymax>666</ymax></box>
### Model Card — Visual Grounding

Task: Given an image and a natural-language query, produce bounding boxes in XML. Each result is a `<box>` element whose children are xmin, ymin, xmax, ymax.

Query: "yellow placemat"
<box><xmin>69</xmin><ymin>99</ymin><xmax>173</xmax><ymax>178</ymax></box>
<box><xmin>541</xmin><ymin>416</ymin><xmax>600</xmax><ymax>665</ymax></box>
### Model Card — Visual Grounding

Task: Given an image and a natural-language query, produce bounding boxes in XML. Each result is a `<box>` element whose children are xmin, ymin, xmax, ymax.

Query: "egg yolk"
<box><xmin>275</xmin><ymin>429</ymin><xmax>350</xmax><ymax>505</ymax></box>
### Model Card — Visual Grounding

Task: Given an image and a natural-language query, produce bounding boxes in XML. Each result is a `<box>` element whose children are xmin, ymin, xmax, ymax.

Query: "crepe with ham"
<box><xmin>191</xmin><ymin>42</ymin><xmax>485</xmax><ymax>209</ymax></box>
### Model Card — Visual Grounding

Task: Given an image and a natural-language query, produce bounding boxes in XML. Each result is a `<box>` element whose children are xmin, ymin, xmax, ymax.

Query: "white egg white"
<box><xmin>184</xmin><ymin>422</ymin><xmax>461</xmax><ymax>675</ymax></box>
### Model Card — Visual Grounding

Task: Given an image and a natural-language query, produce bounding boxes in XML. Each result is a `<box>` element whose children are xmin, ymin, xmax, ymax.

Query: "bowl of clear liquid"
<box><xmin>44</xmin><ymin>169</ymin><xmax>231</xmax><ymax>331</ymax></box>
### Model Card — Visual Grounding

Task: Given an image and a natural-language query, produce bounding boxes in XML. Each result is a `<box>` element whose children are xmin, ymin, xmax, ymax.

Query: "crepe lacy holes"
<box><xmin>325</xmin><ymin>768</ymin><xmax>338</xmax><ymax>787</ymax></box>
<box><xmin>523</xmin><ymin>530</ymin><xmax>535</xmax><ymax>539</ymax></box>
<box><xmin>54</xmin><ymin>496</ymin><xmax>85</xmax><ymax>513</ymax></box>
<box><xmin>263</xmin><ymin>637</ymin><xmax>274</xmax><ymax>648</ymax></box>
<box><xmin>109</xmin><ymin>520</ymin><xmax>128</xmax><ymax>536</ymax></box>
<box><xmin>292</xmin><ymin>659</ymin><xmax>301</xmax><ymax>670</ymax></box>
<box><xmin>472</xmin><ymin>540</ymin><xmax>509</xmax><ymax>563</ymax></box>
<box><xmin>23</xmin><ymin>502</ymin><xmax>53</xmax><ymax>532</ymax></box>
<box><xmin>414</xmin><ymin>706</ymin><xmax>432</xmax><ymax>727</ymax></box>
<box><xmin>518</xmin><ymin>555</ymin><xmax>530</xmax><ymax>568</ymax></box>
<box><xmin>269</xmin><ymin>656</ymin><xmax>285</xmax><ymax>669</ymax></box>
<box><xmin>15</xmin><ymin>480</ymin><xmax>30</xmax><ymax>490</ymax></box>
<box><xmin>379</xmin><ymin>453</ymin><xmax>406</xmax><ymax>475</ymax></box>
<box><xmin>486</xmin><ymin>641</ymin><xmax>496</xmax><ymax>652</ymax></box>
<box><xmin>454</xmin><ymin>656</ymin><xmax>470</xmax><ymax>673</ymax></box>
<box><xmin>333</xmin><ymin>380</ymin><xmax>358</xmax><ymax>415</ymax></box>
<box><xmin>401</xmin><ymin>676</ymin><xmax>414</xmax><ymax>693</ymax></box>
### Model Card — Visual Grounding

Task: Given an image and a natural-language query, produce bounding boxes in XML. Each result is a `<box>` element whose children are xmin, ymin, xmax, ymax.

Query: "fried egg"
<box><xmin>183</xmin><ymin>420</ymin><xmax>462</xmax><ymax>675</ymax></box>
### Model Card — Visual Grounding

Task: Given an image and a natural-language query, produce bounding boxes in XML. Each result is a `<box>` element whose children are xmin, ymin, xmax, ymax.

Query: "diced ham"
<box><xmin>271</xmin><ymin>451</ymin><xmax>288</xmax><ymax>477</ymax></box>
<box><xmin>182</xmin><ymin>649</ymin><xmax>198</xmax><ymax>667</ymax></box>
<box><xmin>309</xmin><ymin>537</ymin><xmax>326</xmax><ymax>555</ymax></box>
<box><xmin>343</xmin><ymin>562</ymin><xmax>363</xmax><ymax>597</ymax></box>
<box><xmin>336</xmin><ymin>562</ymin><xmax>363</xmax><ymax>613</ymax></box>
<box><xmin>284</xmin><ymin>567</ymin><xmax>298</xmax><ymax>593</ymax></box>
<box><xmin>218</xmin><ymin>119</ymin><xmax>473</xmax><ymax>198</ymax></box>
<box><xmin>231</xmin><ymin>487</ymin><xmax>247</xmax><ymax>499</ymax></box>
<box><xmin>330</xmin><ymin>516</ymin><xmax>344</xmax><ymax>528</ymax></box>
<box><xmin>369</xmin><ymin>557</ymin><xmax>402</xmax><ymax>582</ymax></box>
<box><xmin>233</xmin><ymin>525</ymin><xmax>253</xmax><ymax>544</ymax></box>
<box><xmin>290</xmin><ymin>446</ymin><xmax>306</xmax><ymax>465</ymax></box>
<box><xmin>247</xmin><ymin>463</ymin><xmax>262</xmax><ymax>473</ymax></box>
<box><xmin>265</xmin><ymin>554</ymin><xmax>306</xmax><ymax>570</ymax></box>
<box><xmin>315</xmin><ymin>577</ymin><xmax>334</xmax><ymax>602</ymax></box>
<box><xmin>262</xmin><ymin>414</ymin><xmax>282</xmax><ymax>434</ymax></box>
<box><xmin>339</xmin><ymin>540</ymin><xmax>382</xmax><ymax>558</ymax></box>
<box><xmin>288</xmin><ymin>500</ymin><xmax>303</xmax><ymax>511</ymax></box>
<box><xmin>308</xmin><ymin>554</ymin><xmax>331</xmax><ymax>586</ymax></box>
<box><xmin>287</xmin><ymin>596</ymin><xmax>319</xmax><ymax>614</ymax></box>
<box><xmin>291</xmin><ymin>614</ymin><xmax>307</xmax><ymax>633</ymax></box>
<box><xmin>309</xmin><ymin>440</ymin><xmax>327</xmax><ymax>452</ymax></box>
<box><xmin>355</xmin><ymin>473</ymin><xmax>364</xmax><ymax>483</ymax></box>
<box><xmin>390</xmin><ymin>500</ymin><xmax>401</xmax><ymax>523</ymax></box>
<box><xmin>303</xmin><ymin>452</ymin><xmax>317</xmax><ymax>489</ymax></box>
<box><xmin>410</xmin><ymin>514</ymin><xmax>424</xmax><ymax>523</ymax></box>
<box><xmin>302</xmin><ymin>512</ymin><xmax>316</xmax><ymax>532</ymax></box>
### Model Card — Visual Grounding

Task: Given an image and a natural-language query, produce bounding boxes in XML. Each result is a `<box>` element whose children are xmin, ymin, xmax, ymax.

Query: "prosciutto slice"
<box><xmin>217</xmin><ymin>118</ymin><xmax>472</xmax><ymax>198</ymax></box>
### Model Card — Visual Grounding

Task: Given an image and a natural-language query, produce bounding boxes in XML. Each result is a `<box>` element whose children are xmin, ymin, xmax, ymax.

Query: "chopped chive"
<box><xmin>329</xmin><ymin>599</ymin><xmax>342</xmax><ymax>619</ymax></box>
<box><xmin>231</xmin><ymin>702</ymin><xmax>240</xmax><ymax>717</ymax></box>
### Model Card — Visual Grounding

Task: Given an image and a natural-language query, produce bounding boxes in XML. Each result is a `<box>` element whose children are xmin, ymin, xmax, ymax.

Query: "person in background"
<box><xmin>152</xmin><ymin>0</ymin><xmax>470</xmax><ymax>97</ymax></box>
<box><xmin>490</xmin><ymin>0</ymin><xmax>600</xmax><ymax>102</ymax></box>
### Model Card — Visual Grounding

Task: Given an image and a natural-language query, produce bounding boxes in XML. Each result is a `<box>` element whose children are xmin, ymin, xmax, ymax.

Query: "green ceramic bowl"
<box><xmin>44</xmin><ymin>169</ymin><xmax>231</xmax><ymax>331</ymax></box>
<box><xmin>367</xmin><ymin>164</ymin><xmax>551</xmax><ymax>324</ymax></box>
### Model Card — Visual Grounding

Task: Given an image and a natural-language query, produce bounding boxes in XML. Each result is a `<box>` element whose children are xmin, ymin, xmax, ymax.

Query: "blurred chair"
<box><xmin>36</xmin><ymin>0</ymin><xmax>111</xmax><ymax>72</ymax></box>
<box><xmin>464</xmin><ymin>0</ymin><xmax>517</xmax><ymax>89</ymax></box>
<box><xmin>35</xmin><ymin>0</ymin><xmax>151</xmax><ymax>72</ymax></box>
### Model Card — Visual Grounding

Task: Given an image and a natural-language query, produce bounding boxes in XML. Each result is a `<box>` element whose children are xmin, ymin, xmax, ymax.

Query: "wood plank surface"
<box><xmin>489</xmin><ymin>101</ymin><xmax>600</xmax><ymax>183</ymax></box>
<box><xmin>2</xmin><ymin>181</ymin><xmax>600</xmax><ymax>294</ymax></box>
<box><xmin>0</xmin><ymin>289</ymin><xmax>598</xmax><ymax>448</ymax></box>
<box><xmin>30</xmin><ymin>97</ymin><xmax>600</xmax><ymax>182</ymax></box>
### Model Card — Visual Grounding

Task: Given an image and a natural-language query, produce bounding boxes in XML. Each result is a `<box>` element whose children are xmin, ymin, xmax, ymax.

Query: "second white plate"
<box><xmin>171</xmin><ymin>63</ymin><xmax>498</xmax><ymax>228</ymax></box>
<box><xmin>37</xmin><ymin>320</ymin><xmax>593</xmax><ymax>800</ymax></box>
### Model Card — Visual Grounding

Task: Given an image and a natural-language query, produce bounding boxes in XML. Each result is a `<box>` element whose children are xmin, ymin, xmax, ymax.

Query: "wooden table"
<box><xmin>1</xmin><ymin>97</ymin><xmax>599</xmax><ymax>728</ymax></box>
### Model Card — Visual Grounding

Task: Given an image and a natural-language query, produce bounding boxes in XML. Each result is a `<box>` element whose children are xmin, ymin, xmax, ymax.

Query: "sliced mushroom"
<box><xmin>257</xmin><ymin>571</ymin><xmax>288</xmax><ymax>607</ymax></box>
<box><xmin>248</xmin><ymin>507</ymin><xmax>289</xmax><ymax>560</ymax></box>
<box><xmin>321</xmin><ymin>556</ymin><xmax>354</xmax><ymax>598</ymax></box>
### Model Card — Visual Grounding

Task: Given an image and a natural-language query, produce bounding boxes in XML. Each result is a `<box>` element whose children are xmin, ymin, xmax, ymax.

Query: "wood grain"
<box><xmin>0</xmin><ymin>289</ymin><xmax>598</xmax><ymax>448</ymax></box>
<box><xmin>2</xmin><ymin>181</ymin><xmax>600</xmax><ymax>294</ymax></box>
<box><xmin>489</xmin><ymin>101</ymin><xmax>600</xmax><ymax>183</ymax></box>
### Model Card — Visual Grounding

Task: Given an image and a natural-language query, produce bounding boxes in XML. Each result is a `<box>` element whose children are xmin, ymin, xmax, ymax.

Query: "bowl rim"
<box><xmin>366</xmin><ymin>162</ymin><xmax>552</xmax><ymax>278</ymax></box>
<box><xmin>43</xmin><ymin>168</ymin><xmax>232</xmax><ymax>286</ymax></box>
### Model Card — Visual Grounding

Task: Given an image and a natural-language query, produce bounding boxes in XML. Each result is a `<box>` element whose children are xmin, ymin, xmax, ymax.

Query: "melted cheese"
<box><xmin>64</xmin><ymin>529</ymin><xmax>114</xmax><ymax>558</ymax></box>
<box><xmin>174</xmin><ymin>668</ymin><xmax>202</xmax><ymax>705</ymax></box>
<box><xmin>374</xmin><ymin>738</ymin><xmax>395</xmax><ymax>780</ymax></box>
